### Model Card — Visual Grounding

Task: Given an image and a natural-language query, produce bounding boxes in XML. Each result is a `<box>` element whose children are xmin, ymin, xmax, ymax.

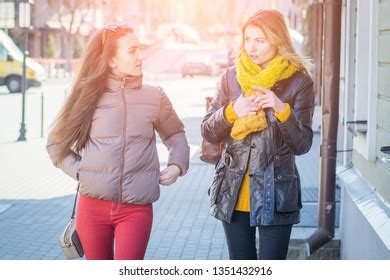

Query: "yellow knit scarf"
<box><xmin>231</xmin><ymin>51</ymin><xmax>298</xmax><ymax>140</ymax></box>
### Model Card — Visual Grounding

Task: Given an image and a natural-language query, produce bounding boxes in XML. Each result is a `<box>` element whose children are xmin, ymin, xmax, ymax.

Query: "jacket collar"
<box><xmin>106</xmin><ymin>72</ymin><xmax>143</xmax><ymax>91</ymax></box>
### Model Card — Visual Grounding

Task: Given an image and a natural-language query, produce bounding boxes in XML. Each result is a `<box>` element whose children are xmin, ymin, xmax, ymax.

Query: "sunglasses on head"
<box><xmin>101</xmin><ymin>22</ymin><xmax>134</xmax><ymax>45</ymax></box>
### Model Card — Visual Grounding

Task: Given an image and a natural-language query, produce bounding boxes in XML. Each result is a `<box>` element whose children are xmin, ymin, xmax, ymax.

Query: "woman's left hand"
<box><xmin>159</xmin><ymin>165</ymin><xmax>181</xmax><ymax>186</ymax></box>
<box><xmin>252</xmin><ymin>86</ymin><xmax>285</xmax><ymax>113</ymax></box>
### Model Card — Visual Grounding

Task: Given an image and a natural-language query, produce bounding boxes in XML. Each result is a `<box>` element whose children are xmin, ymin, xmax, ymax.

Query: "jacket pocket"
<box><xmin>274</xmin><ymin>167</ymin><xmax>299</xmax><ymax>213</ymax></box>
<box><xmin>208</xmin><ymin>162</ymin><xmax>226</xmax><ymax>205</ymax></box>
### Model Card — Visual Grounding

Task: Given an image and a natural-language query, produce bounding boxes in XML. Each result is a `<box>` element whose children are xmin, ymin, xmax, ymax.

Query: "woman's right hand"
<box><xmin>232</xmin><ymin>95</ymin><xmax>261</xmax><ymax>118</ymax></box>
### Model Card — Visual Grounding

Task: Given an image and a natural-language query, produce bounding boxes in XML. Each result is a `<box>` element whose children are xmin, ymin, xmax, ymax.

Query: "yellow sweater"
<box><xmin>224</xmin><ymin>102</ymin><xmax>291</xmax><ymax>212</ymax></box>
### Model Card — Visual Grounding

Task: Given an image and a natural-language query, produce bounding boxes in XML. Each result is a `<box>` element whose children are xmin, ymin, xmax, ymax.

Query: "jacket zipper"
<box><xmin>118</xmin><ymin>78</ymin><xmax>127</xmax><ymax>203</ymax></box>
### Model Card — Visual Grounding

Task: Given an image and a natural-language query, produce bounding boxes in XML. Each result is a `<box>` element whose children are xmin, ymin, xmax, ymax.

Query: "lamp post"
<box><xmin>16</xmin><ymin>0</ymin><xmax>32</xmax><ymax>142</ymax></box>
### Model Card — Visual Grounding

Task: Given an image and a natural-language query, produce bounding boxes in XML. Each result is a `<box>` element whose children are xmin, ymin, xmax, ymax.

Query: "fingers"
<box><xmin>159</xmin><ymin>174</ymin><xmax>172</xmax><ymax>185</ymax></box>
<box><xmin>246</xmin><ymin>95</ymin><xmax>257</xmax><ymax>102</ymax></box>
<box><xmin>241</xmin><ymin>96</ymin><xmax>262</xmax><ymax>114</ymax></box>
<box><xmin>257</xmin><ymin>93</ymin><xmax>275</xmax><ymax>105</ymax></box>
<box><xmin>159</xmin><ymin>167</ymin><xmax>171</xmax><ymax>179</ymax></box>
<box><xmin>159</xmin><ymin>166</ymin><xmax>180</xmax><ymax>186</ymax></box>
<box><xmin>259</xmin><ymin>100</ymin><xmax>274</xmax><ymax>109</ymax></box>
<box><xmin>257</xmin><ymin>92</ymin><xmax>273</xmax><ymax>101</ymax></box>
<box><xmin>159</xmin><ymin>176</ymin><xmax>177</xmax><ymax>186</ymax></box>
<box><xmin>249</xmin><ymin>105</ymin><xmax>261</xmax><ymax>112</ymax></box>
<box><xmin>252</xmin><ymin>94</ymin><xmax>262</xmax><ymax>104</ymax></box>
<box><xmin>252</xmin><ymin>86</ymin><xmax>273</xmax><ymax>95</ymax></box>
<box><xmin>159</xmin><ymin>179</ymin><xmax>171</xmax><ymax>186</ymax></box>
<box><xmin>244</xmin><ymin>95</ymin><xmax>261</xmax><ymax>105</ymax></box>
<box><xmin>160</xmin><ymin>173</ymin><xmax>170</xmax><ymax>180</ymax></box>
<box><xmin>234</xmin><ymin>93</ymin><xmax>266</xmax><ymax>118</ymax></box>
<box><xmin>160</xmin><ymin>165</ymin><xmax>177</xmax><ymax>176</ymax></box>
<box><xmin>248</xmin><ymin>88</ymin><xmax>274</xmax><ymax>104</ymax></box>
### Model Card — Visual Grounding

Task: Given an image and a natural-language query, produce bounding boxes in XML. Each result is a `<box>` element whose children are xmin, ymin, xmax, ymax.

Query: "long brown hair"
<box><xmin>50</xmin><ymin>26</ymin><xmax>133</xmax><ymax>162</ymax></box>
<box><xmin>239</xmin><ymin>10</ymin><xmax>312</xmax><ymax>75</ymax></box>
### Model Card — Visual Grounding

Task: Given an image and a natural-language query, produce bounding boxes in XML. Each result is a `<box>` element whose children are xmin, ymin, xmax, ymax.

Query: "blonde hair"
<box><xmin>239</xmin><ymin>10</ymin><xmax>312</xmax><ymax>76</ymax></box>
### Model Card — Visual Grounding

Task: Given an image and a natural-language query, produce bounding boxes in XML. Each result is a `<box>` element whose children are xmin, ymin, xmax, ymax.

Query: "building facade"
<box><xmin>337</xmin><ymin>0</ymin><xmax>390</xmax><ymax>259</ymax></box>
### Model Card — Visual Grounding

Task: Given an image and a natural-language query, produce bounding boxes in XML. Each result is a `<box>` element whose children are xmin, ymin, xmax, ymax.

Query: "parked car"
<box><xmin>180</xmin><ymin>61</ymin><xmax>213</xmax><ymax>77</ymax></box>
<box><xmin>0</xmin><ymin>30</ymin><xmax>46</xmax><ymax>93</ymax></box>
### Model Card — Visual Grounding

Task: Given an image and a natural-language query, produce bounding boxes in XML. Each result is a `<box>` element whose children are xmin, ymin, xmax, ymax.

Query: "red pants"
<box><xmin>76</xmin><ymin>194</ymin><xmax>153</xmax><ymax>260</ymax></box>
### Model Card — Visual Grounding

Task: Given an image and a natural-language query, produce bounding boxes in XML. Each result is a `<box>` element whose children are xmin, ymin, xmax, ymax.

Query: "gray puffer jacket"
<box><xmin>47</xmin><ymin>74</ymin><xmax>190</xmax><ymax>205</ymax></box>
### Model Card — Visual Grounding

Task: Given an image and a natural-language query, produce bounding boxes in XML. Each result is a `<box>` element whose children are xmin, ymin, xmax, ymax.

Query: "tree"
<box><xmin>47</xmin><ymin>0</ymin><xmax>100</xmax><ymax>70</ymax></box>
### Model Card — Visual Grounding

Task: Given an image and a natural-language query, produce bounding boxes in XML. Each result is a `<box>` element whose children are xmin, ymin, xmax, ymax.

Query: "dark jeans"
<box><xmin>222</xmin><ymin>211</ymin><xmax>293</xmax><ymax>260</ymax></box>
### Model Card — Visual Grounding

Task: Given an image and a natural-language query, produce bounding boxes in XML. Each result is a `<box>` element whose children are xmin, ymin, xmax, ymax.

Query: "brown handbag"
<box><xmin>199</xmin><ymin>139</ymin><xmax>222</xmax><ymax>165</ymax></box>
<box><xmin>200</xmin><ymin>71</ymin><xmax>234</xmax><ymax>165</ymax></box>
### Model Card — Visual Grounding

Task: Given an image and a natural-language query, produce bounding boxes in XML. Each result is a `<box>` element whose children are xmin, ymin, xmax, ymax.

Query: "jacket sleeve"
<box><xmin>155</xmin><ymin>89</ymin><xmax>190</xmax><ymax>176</ymax></box>
<box><xmin>46</xmin><ymin>131</ymin><xmax>81</xmax><ymax>181</ymax></box>
<box><xmin>276</xmin><ymin>76</ymin><xmax>315</xmax><ymax>155</ymax></box>
<box><xmin>201</xmin><ymin>68</ymin><xmax>234</xmax><ymax>144</ymax></box>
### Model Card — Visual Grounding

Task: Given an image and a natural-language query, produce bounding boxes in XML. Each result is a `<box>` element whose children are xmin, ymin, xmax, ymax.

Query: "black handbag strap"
<box><xmin>71</xmin><ymin>183</ymin><xmax>80</xmax><ymax>219</ymax></box>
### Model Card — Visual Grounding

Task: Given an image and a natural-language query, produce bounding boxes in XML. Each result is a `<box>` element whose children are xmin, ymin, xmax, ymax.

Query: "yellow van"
<box><xmin>0</xmin><ymin>29</ymin><xmax>46</xmax><ymax>93</ymax></box>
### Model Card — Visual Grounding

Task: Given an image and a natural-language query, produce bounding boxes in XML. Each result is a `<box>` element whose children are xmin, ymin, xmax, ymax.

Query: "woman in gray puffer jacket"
<box><xmin>47</xmin><ymin>23</ymin><xmax>190</xmax><ymax>260</ymax></box>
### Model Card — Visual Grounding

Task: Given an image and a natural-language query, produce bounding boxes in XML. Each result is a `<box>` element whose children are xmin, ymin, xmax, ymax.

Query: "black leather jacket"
<box><xmin>201</xmin><ymin>66</ymin><xmax>315</xmax><ymax>226</ymax></box>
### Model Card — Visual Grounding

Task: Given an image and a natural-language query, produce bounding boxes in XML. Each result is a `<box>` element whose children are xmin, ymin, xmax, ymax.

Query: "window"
<box><xmin>0</xmin><ymin>45</ymin><xmax>7</xmax><ymax>60</ymax></box>
<box><xmin>351</xmin><ymin>0</ymin><xmax>378</xmax><ymax>161</ymax></box>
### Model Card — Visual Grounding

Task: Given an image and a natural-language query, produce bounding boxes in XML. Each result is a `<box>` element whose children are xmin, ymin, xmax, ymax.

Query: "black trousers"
<box><xmin>222</xmin><ymin>211</ymin><xmax>293</xmax><ymax>260</ymax></box>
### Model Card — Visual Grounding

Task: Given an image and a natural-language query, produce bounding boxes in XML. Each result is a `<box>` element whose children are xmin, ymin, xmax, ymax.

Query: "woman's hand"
<box><xmin>233</xmin><ymin>94</ymin><xmax>262</xmax><ymax>118</ymax></box>
<box><xmin>252</xmin><ymin>86</ymin><xmax>285</xmax><ymax>113</ymax></box>
<box><xmin>159</xmin><ymin>165</ymin><xmax>181</xmax><ymax>186</ymax></box>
